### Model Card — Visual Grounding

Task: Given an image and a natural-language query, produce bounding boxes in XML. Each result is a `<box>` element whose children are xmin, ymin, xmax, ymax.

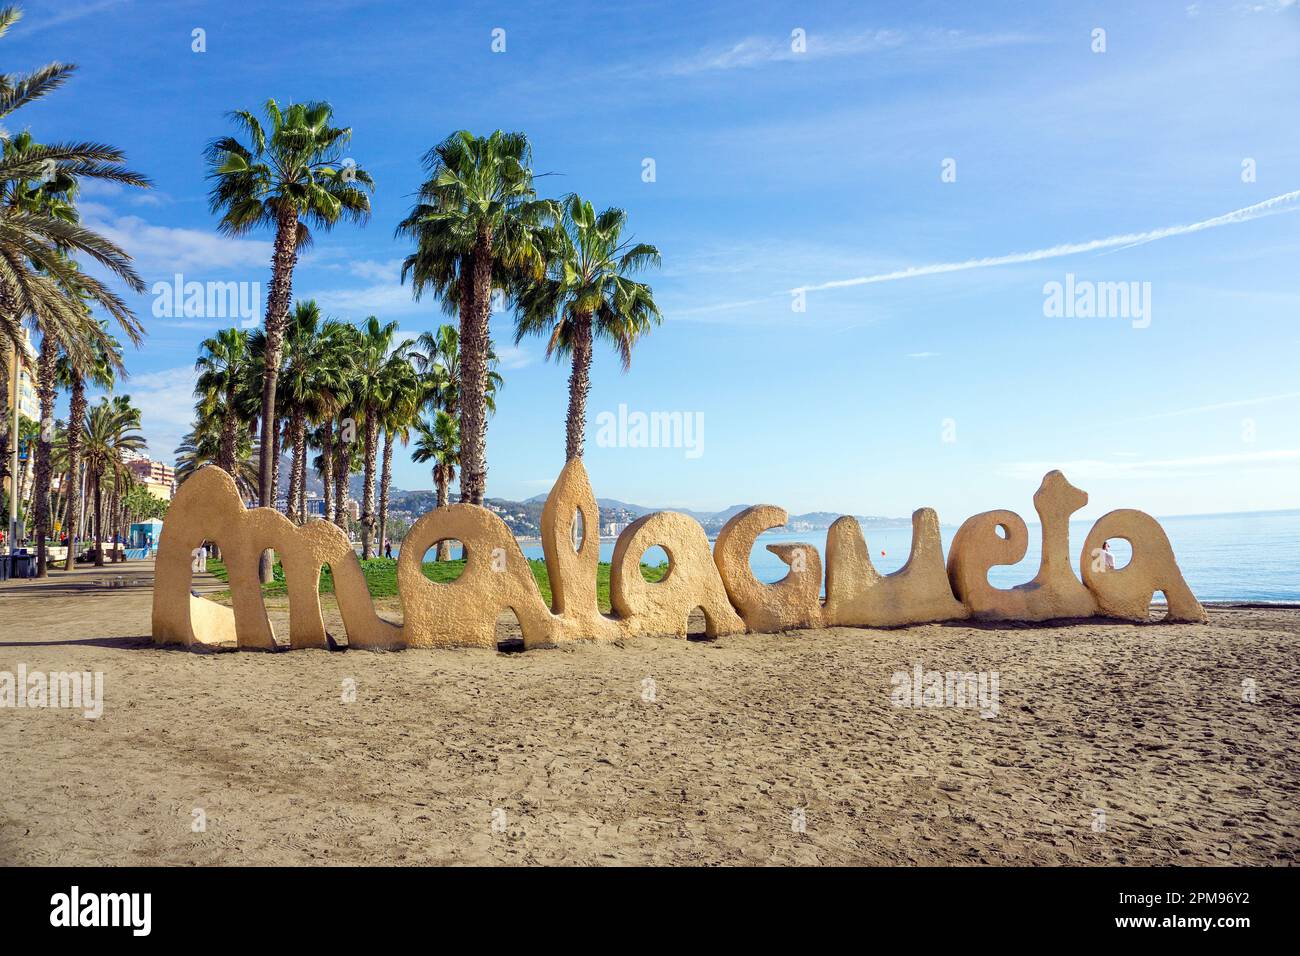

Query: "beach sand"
<box><xmin>1</xmin><ymin>561</ymin><xmax>1296</xmax><ymax>866</ymax></box>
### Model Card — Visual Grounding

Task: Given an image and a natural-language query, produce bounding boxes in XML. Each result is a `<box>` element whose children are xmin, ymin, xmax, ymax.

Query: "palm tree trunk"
<box><xmin>271</xmin><ymin>419</ymin><xmax>283</xmax><ymax>512</ymax></box>
<box><xmin>63</xmin><ymin>377</ymin><xmax>84</xmax><ymax>570</ymax></box>
<box><xmin>32</xmin><ymin>335</ymin><xmax>56</xmax><ymax>576</ymax></box>
<box><xmin>360</xmin><ymin>409</ymin><xmax>378</xmax><ymax>559</ymax></box>
<box><xmin>258</xmin><ymin>204</ymin><xmax>298</xmax><ymax>506</ymax></box>
<box><xmin>378</xmin><ymin>431</ymin><xmax>393</xmax><ymax>557</ymax></box>
<box><xmin>116</xmin><ymin>492</ymin><xmax>128</xmax><ymax>562</ymax></box>
<box><xmin>296</xmin><ymin>431</ymin><xmax>306</xmax><ymax>519</ymax></box>
<box><xmin>291</xmin><ymin>408</ymin><xmax>307</xmax><ymax>523</ymax></box>
<box><xmin>107</xmin><ymin>479</ymin><xmax>121</xmax><ymax>562</ymax></box>
<box><xmin>565</xmin><ymin>314</ymin><xmax>594</xmax><ymax>462</ymax></box>
<box><xmin>333</xmin><ymin>421</ymin><xmax>349</xmax><ymax>532</ymax></box>
<box><xmin>435</xmin><ymin>465</ymin><xmax>450</xmax><ymax>561</ymax></box>
<box><xmin>320</xmin><ymin>420</ymin><xmax>333</xmax><ymax>523</ymax></box>
<box><xmin>219</xmin><ymin>385</ymin><xmax>238</xmax><ymax>473</ymax></box>
<box><xmin>258</xmin><ymin>203</ymin><xmax>299</xmax><ymax>581</ymax></box>
<box><xmin>459</xmin><ymin>237</ymin><xmax>493</xmax><ymax>505</ymax></box>
<box><xmin>77</xmin><ymin>464</ymin><xmax>88</xmax><ymax>539</ymax></box>
<box><xmin>92</xmin><ymin>473</ymin><xmax>104</xmax><ymax>567</ymax></box>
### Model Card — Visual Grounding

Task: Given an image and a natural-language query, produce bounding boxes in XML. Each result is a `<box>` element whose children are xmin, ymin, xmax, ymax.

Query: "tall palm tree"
<box><xmin>278</xmin><ymin>300</ymin><xmax>346</xmax><ymax>522</ymax></box>
<box><xmin>194</xmin><ymin>327</ymin><xmax>250</xmax><ymax>474</ymax></box>
<box><xmin>326</xmin><ymin>323</ymin><xmax>361</xmax><ymax>531</ymax></box>
<box><xmin>397</xmin><ymin>130</ymin><xmax>549</xmax><ymax>505</ymax></box>
<box><xmin>348</xmin><ymin>315</ymin><xmax>398</xmax><ymax>557</ymax></box>
<box><xmin>376</xmin><ymin>350</ymin><xmax>423</xmax><ymax>555</ymax></box>
<box><xmin>2</xmin><ymin>119</ymin><xmax>147</xmax><ymax>574</ymax></box>
<box><xmin>516</xmin><ymin>194</ymin><xmax>661</xmax><ymax>461</ymax></box>
<box><xmin>81</xmin><ymin>395</ymin><xmax>143</xmax><ymax>566</ymax></box>
<box><xmin>309</xmin><ymin>422</ymin><xmax>333</xmax><ymax>520</ymax></box>
<box><xmin>306</xmin><ymin>318</ymin><xmax>355</xmax><ymax>526</ymax></box>
<box><xmin>54</xmin><ymin>321</ymin><xmax>117</xmax><ymax>569</ymax></box>
<box><xmin>0</xmin><ymin>11</ymin><xmax>150</xmax><ymax>365</ymax></box>
<box><xmin>411</xmin><ymin>409</ymin><xmax>459</xmax><ymax>560</ymax></box>
<box><xmin>204</xmin><ymin>99</ymin><xmax>373</xmax><ymax>536</ymax></box>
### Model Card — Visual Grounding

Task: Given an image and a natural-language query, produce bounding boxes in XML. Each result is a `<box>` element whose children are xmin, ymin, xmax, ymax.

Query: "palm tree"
<box><xmin>397</xmin><ymin>130</ymin><xmax>549</xmax><ymax>504</ymax></box>
<box><xmin>309</xmin><ymin>423</ymin><xmax>333</xmax><ymax>520</ymax></box>
<box><xmin>406</xmin><ymin>323</ymin><xmax>503</xmax><ymax>424</ymax></box>
<box><xmin>0</xmin><ymin>13</ymin><xmax>151</xmax><ymax>365</ymax></box>
<box><xmin>54</xmin><ymin>321</ymin><xmax>117</xmax><ymax>569</ymax></box>
<box><xmin>376</xmin><ymin>350</ymin><xmax>423</xmax><ymax>555</ymax></box>
<box><xmin>404</xmin><ymin>324</ymin><xmax>503</xmax><ymax>561</ymax></box>
<box><xmin>194</xmin><ymin>327</ymin><xmax>250</xmax><ymax>474</ymax></box>
<box><xmin>411</xmin><ymin>409</ymin><xmax>459</xmax><ymax>560</ymax></box>
<box><xmin>316</xmin><ymin>320</ymin><xmax>363</xmax><ymax>534</ymax></box>
<box><xmin>516</xmin><ymin>194</ymin><xmax>661</xmax><ymax>461</ymax></box>
<box><xmin>2</xmin><ymin>119</ymin><xmax>148</xmax><ymax>574</ymax></box>
<box><xmin>81</xmin><ymin>395</ymin><xmax>143</xmax><ymax>566</ymax></box>
<box><xmin>305</xmin><ymin>318</ymin><xmax>356</xmax><ymax>526</ymax></box>
<box><xmin>204</xmin><ymin>99</ymin><xmax>373</xmax><ymax>530</ymax></box>
<box><xmin>333</xmin><ymin>420</ymin><xmax>361</xmax><ymax>533</ymax></box>
<box><xmin>347</xmin><ymin>315</ymin><xmax>398</xmax><ymax>557</ymax></box>
<box><xmin>278</xmin><ymin>301</ymin><xmax>346</xmax><ymax>522</ymax></box>
<box><xmin>174</xmin><ymin>424</ymin><xmax>259</xmax><ymax>501</ymax></box>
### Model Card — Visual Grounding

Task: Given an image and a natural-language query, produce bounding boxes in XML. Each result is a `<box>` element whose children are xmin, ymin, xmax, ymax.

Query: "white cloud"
<box><xmin>1109</xmin><ymin>390</ymin><xmax>1300</xmax><ymax>426</ymax></box>
<box><xmin>78</xmin><ymin>180</ymin><xmax>171</xmax><ymax>208</ymax></box>
<box><xmin>906</xmin><ymin>351</ymin><xmax>939</xmax><ymax>359</ymax></box>
<box><xmin>1236</xmin><ymin>0</ymin><xmax>1297</xmax><ymax>12</ymax></box>
<box><xmin>793</xmin><ymin>190</ymin><xmax>1300</xmax><ymax>294</ymax></box>
<box><xmin>312</xmin><ymin>281</ymin><xmax>424</xmax><ymax>318</ymax></box>
<box><xmin>664</xmin><ymin>28</ymin><xmax>1039</xmax><ymax>76</ymax></box>
<box><xmin>13</xmin><ymin>0</ymin><xmax>128</xmax><ymax>36</ymax></box>
<box><xmin>80</xmin><ymin>202</ymin><xmax>270</xmax><ymax>274</ymax></box>
<box><xmin>494</xmin><ymin>345</ymin><xmax>533</xmax><ymax>370</ymax></box>
<box><xmin>347</xmin><ymin>259</ymin><xmax>403</xmax><ymax>282</ymax></box>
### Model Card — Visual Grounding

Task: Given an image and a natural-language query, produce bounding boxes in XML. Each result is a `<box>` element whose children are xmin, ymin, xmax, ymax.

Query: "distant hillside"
<box><xmin>525</xmin><ymin>492</ymin><xmax>908</xmax><ymax>532</ymax></box>
<box><xmin>307</xmin><ymin>467</ymin><xmax>910</xmax><ymax>536</ymax></box>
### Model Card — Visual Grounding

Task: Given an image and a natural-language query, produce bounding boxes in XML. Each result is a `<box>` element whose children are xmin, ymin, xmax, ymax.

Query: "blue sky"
<box><xmin>10</xmin><ymin>0</ymin><xmax>1299</xmax><ymax>520</ymax></box>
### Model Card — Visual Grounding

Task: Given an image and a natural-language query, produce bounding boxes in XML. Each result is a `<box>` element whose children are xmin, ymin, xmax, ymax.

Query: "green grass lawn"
<box><xmin>205</xmin><ymin>556</ymin><xmax>667</xmax><ymax>614</ymax></box>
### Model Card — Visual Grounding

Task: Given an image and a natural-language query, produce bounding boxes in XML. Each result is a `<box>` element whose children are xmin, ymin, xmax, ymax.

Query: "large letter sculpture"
<box><xmin>946</xmin><ymin>471</ymin><xmax>1099</xmax><ymax>621</ymax></box>
<box><xmin>152</xmin><ymin>464</ymin><xmax>1205</xmax><ymax>651</ymax></box>
<box><xmin>823</xmin><ymin>509</ymin><xmax>969</xmax><ymax>627</ymax></box>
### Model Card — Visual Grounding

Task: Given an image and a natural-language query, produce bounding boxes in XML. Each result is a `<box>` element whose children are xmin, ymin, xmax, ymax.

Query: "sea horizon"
<box><xmin>388</xmin><ymin>506</ymin><xmax>1300</xmax><ymax>603</ymax></box>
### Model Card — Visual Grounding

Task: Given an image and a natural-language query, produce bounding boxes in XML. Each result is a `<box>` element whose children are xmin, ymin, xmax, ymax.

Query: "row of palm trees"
<box><xmin>186</xmin><ymin>306</ymin><xmax>492</xmax><ymax>561</ymax></box>
<box><xmin>72</xmin><ymin>394</ymin><xmax>158</xmax><ymax>565</ymax></box>
<box><xmin>0</xmin><ymin>4</ymin><xmax>154</xmax><ymax>577</ymax></box>
<box><xmin>202</xmin><ymin>108</ymin><xmax>664</xmax><ymax>569</ymax></box>
<box><xmin>1</xmin><ymin>382</ymin><xmax>158</xmax><ymax>566</ymax></box>
<box><xmin>4</xmin><ymin>5</ymin><xmax>668</xmax><ymax>581</ymax></box>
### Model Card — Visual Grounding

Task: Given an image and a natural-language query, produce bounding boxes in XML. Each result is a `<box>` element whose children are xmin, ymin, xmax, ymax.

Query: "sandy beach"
<box><xmin>1</xmin><ymin>561</ymin><xmax>1296</xmax><ymax>866</ymax></box>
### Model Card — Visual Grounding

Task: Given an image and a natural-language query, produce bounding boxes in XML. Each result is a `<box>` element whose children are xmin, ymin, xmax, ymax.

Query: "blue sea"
<box><xmin>483</xmin><ymin>509</ymin><xmax>1297</xmax><ymax>603</ymax></box>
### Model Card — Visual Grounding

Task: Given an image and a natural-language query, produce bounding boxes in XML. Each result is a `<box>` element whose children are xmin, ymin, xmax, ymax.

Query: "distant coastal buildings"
<box><xmin>122</xmin><ymin>451</ymin><xmax>176</xmax><ymax>501</ymax></box>
<box><xmin>3</xmin><ymin>328</ymin><xmax>39</xmax><ymax>508</ymax></box>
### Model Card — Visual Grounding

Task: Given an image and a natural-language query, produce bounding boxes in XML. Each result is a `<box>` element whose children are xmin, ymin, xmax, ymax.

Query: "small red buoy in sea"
<box><xmin>881</xmin><ymin>549</ymin><xmax>886</xmax><ymax>557</ymax></box>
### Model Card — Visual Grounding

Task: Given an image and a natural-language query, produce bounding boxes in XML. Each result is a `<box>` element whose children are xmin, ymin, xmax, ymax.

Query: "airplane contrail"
<box><xmin>791</xmin><ymin>189</ymin><xmax>1300</xmax><ymax>294</ymax></box>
